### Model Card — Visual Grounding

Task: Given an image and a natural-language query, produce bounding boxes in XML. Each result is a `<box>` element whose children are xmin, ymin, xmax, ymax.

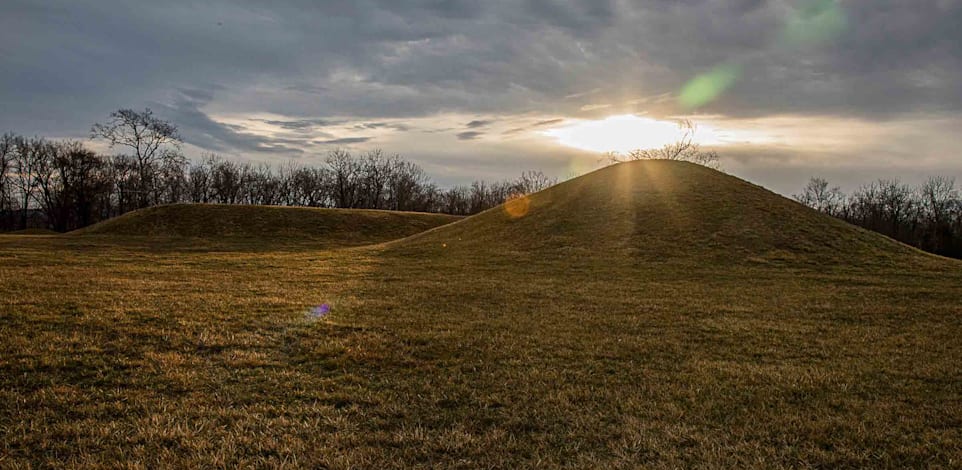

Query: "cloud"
<box><xmin>148</xmin><ymin>88</ymin><xmax>300</xmax><ymax>155</ymax></box>
<box><xmin>565</xmin><ymin>88</ymin><xmax>602</xmax><ymax>100</ymax></box>
<box><xmin>317</xmin><ymin>137</ymin><xmax>372</xmax><ymax>145</ymax></box>
<box><xmin>354</xmin><ymin>122</ymin><xmax>410</xmax><ymax>131</ymax></box>
<box><xmin>0</xmin><ymin>0</ymin><xmax>960</xmax><ymax>185</ymax></box>
<box><xmin>579</xmin><ymin>104</ymin><xmax>611</xmax><ymax>112</ymax></box>
<box><xmin>466</xmin><ymin>120</ymin><xmax>492</xmax><ymax>128</ymax></box>
<box><xmin>456</xmin><ymin>131</ymin><xmax>484</xmax><ymax>141</ymax></box>
<box><xmin>503</xmin><ymin>117</ymin><xmax>565</xmax><ymax>135</ymax></box>
<box><xmin>533</xmin><ymin>118</ymin><xmax>565</xmax><ymax>127</ymax></box>
<box><xmin>260</xmin><ymin>119</ymin><xmax>340</xmax><ymax>130</ymax></box>
<box><xmin>282</xmin><ymin>84</ymin><xmax>328</xmax><ymax>94</ymax></box>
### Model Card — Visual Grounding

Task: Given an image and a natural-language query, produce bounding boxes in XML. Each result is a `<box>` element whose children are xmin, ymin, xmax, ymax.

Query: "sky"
<box><xmin>1</xmin><ymin>0</ymin><xmax>960</xmax><ymax>195</ymax></box>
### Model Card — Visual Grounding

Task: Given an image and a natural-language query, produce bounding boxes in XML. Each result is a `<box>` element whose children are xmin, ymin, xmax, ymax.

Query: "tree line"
<box><xmin>795</xmin><ymin>176</ymin><xmax>962</xmax><ymax>259</ymax></box>
<box><xmin>0</xmin><ymin>109</ymin><xmax>555</xmax><ymax>232</ymax></box>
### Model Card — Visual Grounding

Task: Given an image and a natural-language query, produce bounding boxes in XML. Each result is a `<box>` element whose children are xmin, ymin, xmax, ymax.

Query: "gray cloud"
<box><xmin>148</xmin><ymin>89</ymin><xmax>301</xmax><ymax>155</ymax></box>
<box><xmin>504</xmin><ymin>118</ymin><xmax>565</xmax><ymax>135</ymax></box>
<box><xmin>317</xmin><ymin>137</ymin><xmax>372</xmax><ymax>145</ymax></box>
<box><xmin>260</xmin><ymin>119</ymin><xmax>341</xmax><ymax>130</ymax></box>
<box><xmin>456</xmin><ymin>131</ymin><xmax>484</xmax><ymax>141</ymax></box>
<box><xmin>466</xmin><ymin>120</ymin><xmax>492</xmax><ymax>128</ymax></box>
<box><xmin>354</xmin><ymin>122</ymin><xmax>410</xmax><ymax>131</ymax></box>
<box><xmin>0</xmin><ymin>0</ymin><xmax>960</xmax><ymax>185</ymax></box>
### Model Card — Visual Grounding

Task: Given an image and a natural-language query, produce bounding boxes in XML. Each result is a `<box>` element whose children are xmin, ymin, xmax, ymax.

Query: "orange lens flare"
<box><xmin>503</xmin><ymin>195</ymin><xmax>531</xmax><ymax>219</ymax></box>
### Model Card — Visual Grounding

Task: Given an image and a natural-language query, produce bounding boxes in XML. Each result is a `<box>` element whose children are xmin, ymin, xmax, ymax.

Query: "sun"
<box><xmin>543</xmin><ymin>114</ymin><xmax>722</xmax><ymax>154</ymax></box>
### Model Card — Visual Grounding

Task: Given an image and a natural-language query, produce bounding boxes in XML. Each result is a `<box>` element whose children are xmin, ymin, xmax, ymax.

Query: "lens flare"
<box><xmin>308</xmin><ymin>304</ymin><xmax>330</xmax><ymax>319</ymax></box>
<box><xmin>503</xmin><ymin>194</ymin><xmax>531</xmax><ymax>219</ymax></box>
<box><xmin>678</xmin><ymin>64</ymin><xmax>741</xmax><ymax>109</ymax></box>
<box><xmin>782</xmin><ymin>0</ymin><xmax>847</xmax><ymax>47</ymax></box>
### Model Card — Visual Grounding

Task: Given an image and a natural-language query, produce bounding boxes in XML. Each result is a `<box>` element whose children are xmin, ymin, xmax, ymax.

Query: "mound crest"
<box><xmin>75</xmin><ymin>204</ymin><xmax>459</xmax><ymax>247</ymax></box>
<box><xmin>391</xmin><ymin>160</ymin><xmax>927</xmax><ymax>266</ymax></box>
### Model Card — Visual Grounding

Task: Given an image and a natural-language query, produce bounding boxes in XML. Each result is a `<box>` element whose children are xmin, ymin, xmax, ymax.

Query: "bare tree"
<box><xmin>106</xmin><ymin>155</ymin><xmax>139</xmax><ymax>216</ymax></box>
<box><xmin>358</xmin><ymin>149</ymin><xmax>393</xmax><ymax>209</ymax></box>
<box><xmin>208</xmin><ymin>156</ymin><xmax>245</xmax><ymax>204</ymax></box>
<box><xmin>794</xmin><ymin>177</ymin><xmax>845</xmax><ymax>216</ymax></box>
<box><xmin>513</xmin><ymin>170</ymin><xmax>556</xmax><ymax>195</ymax></box>
<box><xmin>245</xmin><ymin>163</ymin><xmax>284</xmax><ymax>206</ymax></box>
<box><xmin>919</xmin><ymin>176</ymin><xmax>957</xmax><ymax>226</ymax></box>
<box><xmin>287</xmin><ymin>166</ymin><xmax>330</xmax><ymax>207</ymax></box>
<box><xmin>91</xmin><ymin>108</ymin><xmax>181</xmax><ymax>208</ymax></box>
<box><xmin>2</xmin><ymin>125</ymin><xmax>576</xmax><ymax>229</ymax></box>
<box><xmin>153</xmin><ymin>150</ymin><xmax>189</xmax><ymax>205</ymax></box>
<box><xmin>798</xmin><ymin>175</ymin><xmax>962</xmax><ymax>258</ymax></box>
<box><xmin>327</xmin><ymin>149</ymin><xmax>361</xmax><ymax>208</ymax></box>
<box><xmin>468</xmin><ymin>180</ymin><xmax>491</xmax><ymax>214</ymax></box>
<box><xmin>188</xmin><ymin>156</ymin><xmax>213</xmax><ymax>203</ymax></box>
<box><xmin>609</xmin><ymin>120</ymin><xmax>720</xmax><ymax>168</ymax></box>
<box><xmin>442</xmin><ymin>185</ymin><xmax>470</xmax><ymax>215</ymax></box>
<box><xmin>387</xmin><ymin>158</ymin><xmax>429</xmax><ymax>211</ymax></box>
<box><xmin>12</xmin><ymin>136</ymin><xmax>44</xmax><ymax>228</ymax></box>
<box><xmin>917</xmin><ymin>176</ymin><xmax>958</xmax><ymax>253</ymax></box>
<box><xmin>30</xmin><ymin>139</ymin><xmax>60</xmax><ymax>229</ymax></box>
<box><xmin>54</xmin><ymin>142</ymin><xmax>109</xmax><ymax>229</ymax></box>
<box><xmin>0</xmin><ymin>133</ymin><xmax>14</xmax><ymax>215</ymax></box>
<box><xmin>877</xmin><ymin>179</ymin><xmax>915</xmax><ymax>238</ymax></box>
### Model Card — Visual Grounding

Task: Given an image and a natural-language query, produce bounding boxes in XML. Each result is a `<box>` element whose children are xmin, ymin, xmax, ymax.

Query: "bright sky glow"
<box><xmin>542</xmin><ymin>114</ymin><xmax>773</xmax><ymax>154</ymax></box>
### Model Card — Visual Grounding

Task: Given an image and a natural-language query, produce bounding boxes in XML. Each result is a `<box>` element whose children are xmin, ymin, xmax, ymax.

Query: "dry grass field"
<box><xmin>2</xmin><ymin>161</ymin><xmax>961</xmax><ymax>468</ymax></box>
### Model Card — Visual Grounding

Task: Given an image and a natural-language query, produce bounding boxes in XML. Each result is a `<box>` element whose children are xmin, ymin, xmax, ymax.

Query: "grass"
<box><xmin>4</xmin><ymin>228</ymin><xmax>59</xmax><ymax>236</ymax></box>
<box><xmin>72</xmin><ymin>203</ymin><xmax>461</xmax><ymax>250</ymax></box>
<box><xmin>2</xmin><ymin>161</ymin><xmax>961</xmax><ymax>468</ymax></box>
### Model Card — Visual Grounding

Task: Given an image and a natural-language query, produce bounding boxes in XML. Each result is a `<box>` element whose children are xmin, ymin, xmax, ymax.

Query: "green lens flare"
<box><xmin>782</xmin><ymin>0</ymin><xmax>847</xmax><ymax>47</ymax></box>
<box><xmin>678</xmin><ymin>64</ymin><xmax>741</xmax><ymax>109</ymax></box>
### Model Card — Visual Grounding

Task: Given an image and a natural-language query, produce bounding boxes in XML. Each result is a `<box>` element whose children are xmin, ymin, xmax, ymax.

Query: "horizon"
<box><xmin>2</xmin><ymin>1</ymin><xmax>961</xmax><ymax>195</ymax></box>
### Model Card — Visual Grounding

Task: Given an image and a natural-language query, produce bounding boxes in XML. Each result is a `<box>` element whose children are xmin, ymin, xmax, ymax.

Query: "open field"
<box><xmin>2</xmin><ymin>162</ymin><xmax>961</xmax><ymax>468</ymax></box>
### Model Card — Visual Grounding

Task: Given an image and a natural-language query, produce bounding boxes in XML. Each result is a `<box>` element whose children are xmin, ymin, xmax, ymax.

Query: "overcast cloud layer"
<box><xmin>2</xmin><ymin>0</ymin><xmax>960</xmax><ymax>193</ymax></box>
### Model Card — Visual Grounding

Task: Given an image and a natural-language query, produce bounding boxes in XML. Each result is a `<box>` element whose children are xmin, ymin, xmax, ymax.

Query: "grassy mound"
<box><xmin>74</xmin><ymin>203</ymin><xmax>459</xmax><ymax>248</ymax></box>
<box><xmin>3</xmin><ymin>228</ymin><xmax>59</xmax><ymax>235</ymax></box>
<box><xmin>392</xmin><ymin>160</ymin><xmax>930</xmax><ymax>267</ymax></box>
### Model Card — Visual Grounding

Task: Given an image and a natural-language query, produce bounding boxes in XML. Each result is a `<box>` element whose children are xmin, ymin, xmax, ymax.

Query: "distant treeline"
<box><xmin>0</xmin><ymin>122</ymin><xmax>555</xmax><ymax>232</ymax></box>
<box><xmin>795</xmin><ymin>177</ymin><xmax>962</xmax><ymax>259</ymax></box>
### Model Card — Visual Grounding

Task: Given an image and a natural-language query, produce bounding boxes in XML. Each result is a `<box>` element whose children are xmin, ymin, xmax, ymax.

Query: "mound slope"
<box><xmin>392</xmin><ymin>160</ymin><xmax>932</xmax><ymax>266</ymax></box>
<box><xmin>4</xmin><ymin>228</ymin><xmax>59</xmax><ymax>235</ymax></box>
<box><xmin>74</xmin><ymin>204</ymin><xmax>459</xmax><ymax>247</ymax></box>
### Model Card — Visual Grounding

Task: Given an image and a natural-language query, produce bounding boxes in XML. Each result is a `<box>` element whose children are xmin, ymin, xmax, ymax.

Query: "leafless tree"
<box><xmin>91</xmin><ymin>108</ymin><xmax>181</xmax><ymax>208</ymax></box>
<box><xmin>106</xmin><ymin>155</ymin><xmax>139</xmax><ymax>216</ymax></box>
<box><xmin>917</xmin><ymin>176</ymin><xmax>958</xmax><ymax>253</ymax></box>
<box><xmin>53</xmin><ymin>142</ymin><xmax>109</xmax><ymax>229</ymax></box>
<box><xmin>30</xmin><ymin>139</ymin><xmax>60</xmax><ymax>229</ymax></box>
<box><xmin>0</xmin><ymin>133</ymin><xmax>15</xmax><ymax>215</ymax></box>
<box><xmin>609</xmin><ymin>119</ymin><xmax>720</xmax><ymax>168</ymax></box>
<box><xmin>798</xmin><ymin>176</ymin><xmax>962</xmax><ymax>258</ymax></box>
<box><xmin>327</xmin><ymin>149</ymin><xmax>361</xmax><ymax>208</ymax></box>
<box><xmin>11</xmin><ymin>136</ymin><xmax>46</xmax><ymax>228</ymax></box>
<box><xmin>358</xmin><ymin>149</ymin><xmax>393</xmax><ymax>209</ymax></box>
<box><xmin>387</xmin><ymin>158</ymin><xmax>429</xmax><ymax>211</ymax></box>
<box><xmin>188</xmin><ymin>155</ymin><xmax>215</xmax><ymax>203</ymax></box>
<box><xmin>442</xmin><ymin>185</ymin><xmax>470</xmax><ymax>215</ymax></box>
<box><xmin>919</xmin><ymin>176</ymin><xmax>957</xmax><ymax>225</ymax></box>
<box><xmin>289</xmin><ymin>166</ymin><xmax>331</xmax><ymax>207</ymax></box>
<box><xmin>513</xmin><ymin>170</ymin><xmax>556</xmax><ymax>195</ymax></box>
<box><xmin>208</xmin><ymin>156</ymin><xmax>245</xmax><ymax>204</ymax></box>
<box><xmin>3</xmin><ymin>124</ymin><xmax>572</xmax><ymax>229</ymax></box>
<box><xmin>794</xmin><ymin>177</ymin><xmax>845</xmax><ymax>216</ymax></box>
